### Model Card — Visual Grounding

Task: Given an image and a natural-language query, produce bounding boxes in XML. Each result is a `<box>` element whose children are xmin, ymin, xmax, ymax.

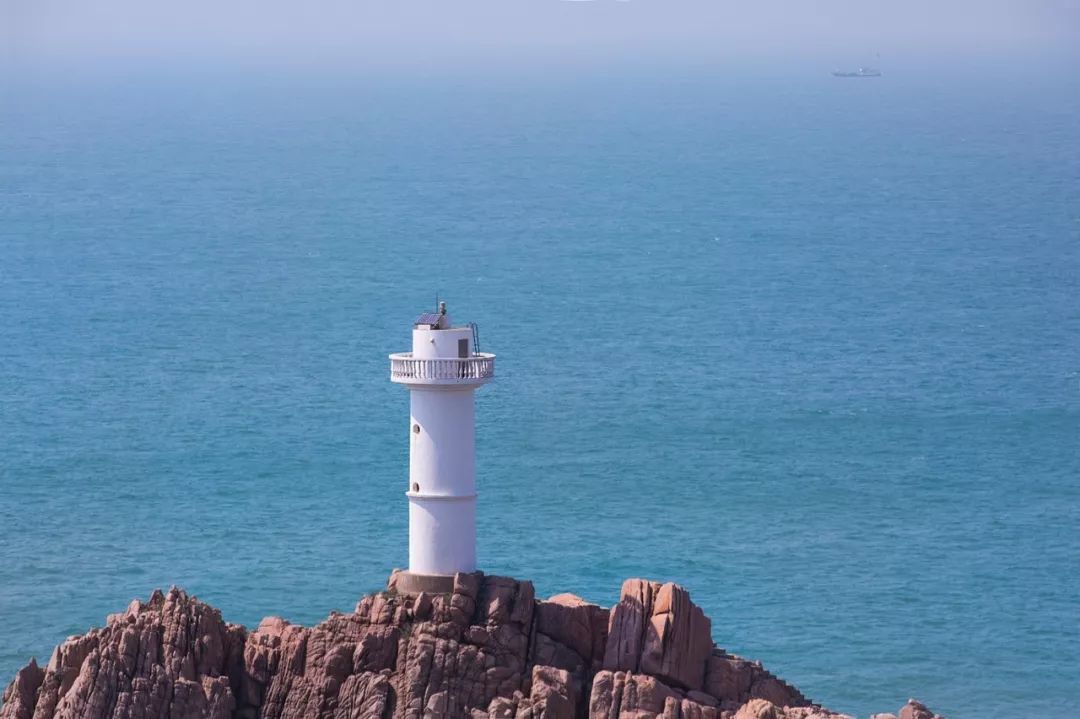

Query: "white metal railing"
<box><xmin>390</xmin><ymin>353</ymin><xmax>495</xmax><ymax>382</ymax></box>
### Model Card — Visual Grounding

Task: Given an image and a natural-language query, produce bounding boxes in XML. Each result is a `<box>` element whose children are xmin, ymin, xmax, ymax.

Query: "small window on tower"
<box><xmin>458</xmin><ymin>338</ymin><xmax>469</xmax><ymax>358</ymax></box>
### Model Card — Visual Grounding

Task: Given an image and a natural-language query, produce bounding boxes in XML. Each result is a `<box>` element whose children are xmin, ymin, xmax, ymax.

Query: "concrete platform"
<box><xmin>387</xmin><ymin>569</ymin><xmax>483</xmax><ymax>596</ymax></box>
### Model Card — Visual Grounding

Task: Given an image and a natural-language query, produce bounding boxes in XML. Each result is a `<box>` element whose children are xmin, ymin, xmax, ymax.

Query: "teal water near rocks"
<box><xmin>1</xmin><ymin>65</ymin><xmax>1077</xmax><ymax>718</ymax></box>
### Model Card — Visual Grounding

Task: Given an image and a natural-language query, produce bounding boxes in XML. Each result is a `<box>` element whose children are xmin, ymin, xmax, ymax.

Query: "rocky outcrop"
<box><xmin>869</xmin><ymin>699</ymin><xmax>947</xmax><ymax>719</ymax></box>
<box><xmin>0</xmin><ymin>575</ymin><xmax>945</xmax><ymax>719</ymax></box>
<box><xmin>603</xmin><ymin>580</ymin><xmax>712</xmax><ymax>692</ymax></box>
<box><xmin>0</xmin><ymin>659</ymin><xmax>43</xmax><ymax>719</ymax></box>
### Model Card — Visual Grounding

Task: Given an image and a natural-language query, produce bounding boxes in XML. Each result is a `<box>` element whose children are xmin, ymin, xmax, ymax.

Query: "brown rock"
<box><xmin>0</xmin><ymin>658</ymin><xmax>44</xmax><ymax>719</ymax></box>
<box><xmin>704</xmin><ymin>653</ymin><xmax>754</xmax><ymax>703</ymax></box>
<box><xmin>748</xmin><ymin>675</ymin><xmax>805</xmax><ymax>708</ymax></box>
<box><xmin>15</xmin><ymin>588</ymin><xmax>244</xmax><ymax>719</ymax></box>
<box><xmin>601</xmin><ymin>580</ymin><xmax>713</xmax><ymax>691</ymax></box>
<box><xmin>535</xmin><ymin>594</ymin><xmax>609</xmax><ymax>669</ymax></box>
<box><xmin>1</xmin><ymin>574</ymin><xmax>928</xmax><ymax>719</ymax></box>
<box><xmin>733</xmin><ymin>698</ymin><xmax>782</xmax><ymax>719</ymax></box>
<box><xmin>465</xmin><ymin>626</ymin><xmax>491</xmax><ymax>647</ymax></box>
<box><xmin>477</xmin><ymin>576</ymin><xmax>534</xmax><ymax>630</ymax></box>
<box><xmin>353</xmin><ymin>626</ymin><xmax>400</xmax><ymax>673</ymax></box>
<box><xmin>485</xmin><ymin>695</ymin><xmax>519</xmax><ymax>718</ymax></box>
<box><xmin>333</xmin><ymin>672</ymin><xmax>390</xmax><ymax>719</ymax></box>
<box><xmin>411</xmin><ymin>593</ymin><xmax>433</xmax><ymax>621</ymax></box>
<box><xmin>897</xmin><ymin>699</ymin><xmax>945</xmax><ymax>719</ymax></box>
<box><xmin>530</xmin><ymin>634</ymin><xmax>584</xmax><ymax>677</ymax></box>
<box><xmin>639</xmin><ymin>583</ymin><xmax>712</xmax><ymax>691</ymax></box>
<box><xmin>783</xmin><ymin>709</ymin><xmax>852</xmax><ymax>719</ymax></box>
<box><xmin>666</xmin><ymin>695</ymin><xmax>722</xmax><ymax>719</ymax></box>
<box><xmin>603</xmin><ymin>579</ymin><xmax>659</xmax><ymax>674</ymax></box>
<box><xmin>588</xmin><ymin>670</ymin><xmax>679</xmax><ymax>716</ymax></box>
<box><xmin>686</xmin><ymin>690</ymin><xmax>719</xmax><ymax>708</ymax></box>
<box><xmin>518</xmin><ymin>665</ymin><xmax>576</xmax><ymax>719</ymax></box>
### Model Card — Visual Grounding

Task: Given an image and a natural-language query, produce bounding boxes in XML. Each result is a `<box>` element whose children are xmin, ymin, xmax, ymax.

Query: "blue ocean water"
<box><xmin>1</xmin><ymin>66</ymin><xmax>1078</xmax><ymax>718</ymax></box>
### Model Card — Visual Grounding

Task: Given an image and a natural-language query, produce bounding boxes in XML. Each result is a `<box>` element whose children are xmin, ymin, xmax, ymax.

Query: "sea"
<box><xmin>1</xmin><ymin>61</ymin><xmax>1078</xmax><ymax>718</ymax></box>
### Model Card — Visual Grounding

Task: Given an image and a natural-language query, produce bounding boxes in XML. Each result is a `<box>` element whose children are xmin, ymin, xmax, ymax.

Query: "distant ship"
<box><xmin>832</xmin><ymin>67</ymin><xmax>882</xmax><ymax>78</ymax></box>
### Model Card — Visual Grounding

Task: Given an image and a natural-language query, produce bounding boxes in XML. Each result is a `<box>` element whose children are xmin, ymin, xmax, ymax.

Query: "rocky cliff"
<box><xmin>0</xmin><ymin>573</ymin><xmax>943</xmax><ymax>719</ymax></box>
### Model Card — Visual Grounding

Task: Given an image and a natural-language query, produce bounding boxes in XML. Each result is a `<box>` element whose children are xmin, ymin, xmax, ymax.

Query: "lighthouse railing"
<box><xmin>389</xmin><ymin>353</ymin><xmax>495</xmax><ymax>382</ymax></box>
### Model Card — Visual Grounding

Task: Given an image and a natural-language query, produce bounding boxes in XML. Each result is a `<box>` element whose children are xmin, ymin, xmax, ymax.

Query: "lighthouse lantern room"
<box><xmin>389</xmin><ymin>302</ymin><xmax>495</xmax><ymax>585</ymax></box>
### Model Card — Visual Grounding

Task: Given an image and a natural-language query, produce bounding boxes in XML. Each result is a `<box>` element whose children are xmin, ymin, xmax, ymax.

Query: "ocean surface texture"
<box><xmin>1</xmin><ymin>68</ymin><xmax>1078</xmax><ymax>719</ymax></box>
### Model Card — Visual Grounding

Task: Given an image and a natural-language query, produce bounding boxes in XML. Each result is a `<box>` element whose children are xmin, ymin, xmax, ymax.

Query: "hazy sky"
<box><xmin>6</xmin><ymin>0</ymin><xmax>1080</xmax><ymax>71</ymax></box>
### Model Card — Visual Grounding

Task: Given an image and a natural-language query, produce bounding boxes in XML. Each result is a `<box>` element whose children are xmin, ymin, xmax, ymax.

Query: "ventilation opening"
<box><xmin>411</xmin><ymin>482</ymin><xmax>419</xmax><ymax>493</ymax></box>
<box><xmin>413</xmin><ymin>423</ymin><xmax>420</xmax><ymax>434</ymax></box>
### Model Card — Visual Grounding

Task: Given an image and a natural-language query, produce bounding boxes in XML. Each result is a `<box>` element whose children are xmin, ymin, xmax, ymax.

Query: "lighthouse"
<box><xmin>389</xmin><ymin>302</ymin><xmax>495</xmax><ymax>587</ymax></box>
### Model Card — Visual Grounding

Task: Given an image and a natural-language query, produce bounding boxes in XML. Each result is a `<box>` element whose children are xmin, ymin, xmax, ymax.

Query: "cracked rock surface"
<box><xmin>1</xmin><ymin>575</ymin><xmax>944</xmax><ymax>719</ymax></box>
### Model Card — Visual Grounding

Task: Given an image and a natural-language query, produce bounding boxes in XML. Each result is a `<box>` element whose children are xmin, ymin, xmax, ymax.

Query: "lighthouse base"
<box><xmin>388</xmin><ymin>569</ymin><xmax>483</xmax><ymax>596</ymax></box>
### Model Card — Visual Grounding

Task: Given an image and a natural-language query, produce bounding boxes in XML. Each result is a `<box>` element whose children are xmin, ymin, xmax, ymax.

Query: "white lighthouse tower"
<box><xmin>389</xmin><ymin>302</ymin><xmax>494</xmax><ymax>588</ymax></box>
